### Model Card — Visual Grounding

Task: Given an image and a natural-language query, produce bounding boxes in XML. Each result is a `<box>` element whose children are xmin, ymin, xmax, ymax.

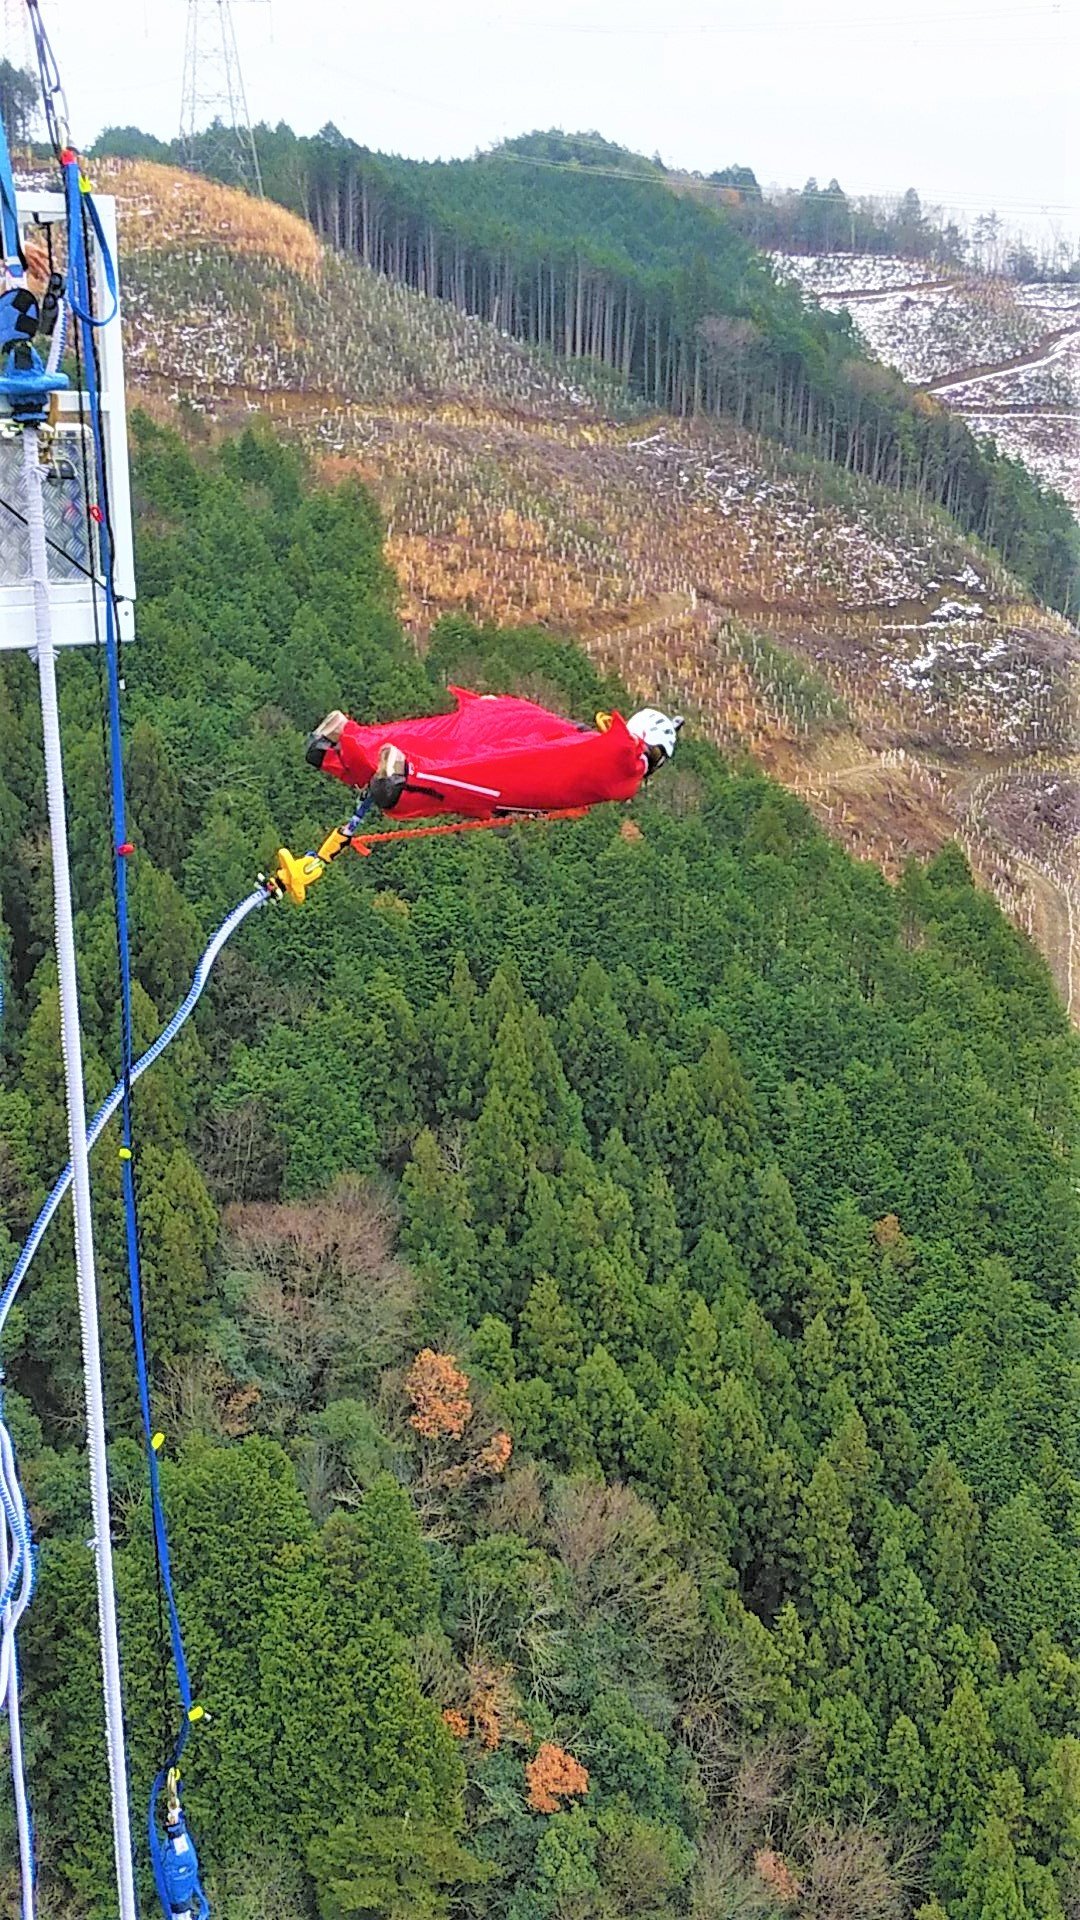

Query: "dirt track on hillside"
<box><xmin>924</xmin><ymin>320</ymin><xmax>1080</xmax><ymax>393</ymax></box>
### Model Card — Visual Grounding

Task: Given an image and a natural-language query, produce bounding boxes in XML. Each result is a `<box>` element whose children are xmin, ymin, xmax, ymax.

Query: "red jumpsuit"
<box><xmin>317</xmin><ymin>686</ymin><xmax>649</xmax><ymax>821</ymax></box>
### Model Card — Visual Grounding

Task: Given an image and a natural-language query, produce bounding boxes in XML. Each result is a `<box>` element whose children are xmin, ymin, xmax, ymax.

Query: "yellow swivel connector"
<box><xmin>272</xmin><ymin>848</ymin><xmax>325</xmax><ymax>906</ymax></box>
<box><xmin>271</xmin><ymin>825</ymin><xmax>353</xmax><ymax>906</ymax></box>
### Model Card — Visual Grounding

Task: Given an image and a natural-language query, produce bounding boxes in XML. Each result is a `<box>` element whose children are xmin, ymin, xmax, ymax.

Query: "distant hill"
<box><xmin>111</xmin><ymin>161</ymin><xmax>630</xmax><ymax>421</ymax></box>
<box><xmin>287</xmin><ymin>136</ymin><xmax>1080</xmax><ymax>619</ymax></box>
<box><xmin>488</xmin><ymin>129</ymin><xmax>665</xmax><ymax>178</ymax></box>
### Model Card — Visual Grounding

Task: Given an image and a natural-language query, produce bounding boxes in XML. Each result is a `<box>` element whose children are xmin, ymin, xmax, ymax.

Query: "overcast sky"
<box><xmin>12</xmin><ymin>0</ymin><xmax>1080</xmax><ymax>243</ymax></box>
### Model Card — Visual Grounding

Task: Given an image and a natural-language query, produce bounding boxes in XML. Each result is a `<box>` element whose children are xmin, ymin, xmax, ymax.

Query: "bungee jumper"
<box><xmin>269</xmin><ymin>691</ymin><xmax>684</xmax><ymax>904</ymax></box>
<box><xmin>306</xmin><ymin>688</ymin><xmax>684</xmax><ymax>818</ymax></box>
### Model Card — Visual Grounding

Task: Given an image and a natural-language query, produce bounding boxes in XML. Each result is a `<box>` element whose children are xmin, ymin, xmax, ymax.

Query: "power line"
<box><xmin>293</xmin><ymin>60</ymin><xmax>1075</xmax><ymax>229</ymax></box>
<box><xmin>475</xmin><ymin>150</ymin><xmax>1080</xmax><ymax>222</ymax></box>
<box><xmin>324</xmin><ymin>1</ymin><xmax>1067</xmax><ymax>34</ymax></box>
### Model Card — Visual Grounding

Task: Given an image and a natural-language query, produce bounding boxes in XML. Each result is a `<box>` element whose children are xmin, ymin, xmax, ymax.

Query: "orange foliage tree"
<box><xmin>525</xmin><ymin>1743</ymin><xmax>590</xmax><ymax>1814</ymax></box>
<box><xmin>441</xmin><ymin>1660</ymin><xmax>524</xmax><ymax>1752</ymax></box>
<box><xmin>753</xmin><ymin>1849</ymin><xmax>802</xmax><ymax>1907</ymax></box>
<box><xmin>405</xmin><ymin>1348</ymin><xmax>473</xmax><ymax>1439</ymax></box>
<box><xmin>474</xmin><ymin>1430</ymin><xmax>513</xmax><ymax>1477</ymax></box>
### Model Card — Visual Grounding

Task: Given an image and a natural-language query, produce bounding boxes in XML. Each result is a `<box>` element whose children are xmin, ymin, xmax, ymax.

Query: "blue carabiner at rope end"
<box><xmin>151</xmin><ymin>1772</ymin><xmax>210</xmax><ymax>1920</ymax></box>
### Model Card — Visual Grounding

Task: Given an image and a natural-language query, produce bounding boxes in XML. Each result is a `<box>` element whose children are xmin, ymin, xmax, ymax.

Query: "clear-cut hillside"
<box><xmin>774</xmin><ymin>252</ymin><xmax>1080</xmax><ymax>518</ymax></box>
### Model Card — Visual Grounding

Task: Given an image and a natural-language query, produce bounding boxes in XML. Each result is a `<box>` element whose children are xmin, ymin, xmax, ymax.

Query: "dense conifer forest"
<box><xmin>1</xmin><ymin>425</ymin><xmax>1078</xmax><ymax>1918</ymax></box>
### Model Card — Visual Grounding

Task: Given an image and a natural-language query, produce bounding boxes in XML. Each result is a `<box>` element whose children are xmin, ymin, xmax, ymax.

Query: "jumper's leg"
<box><xmin>305</xmin><ymin>709</ymin><xmax>348</xmax><ymax>770</ymax></box>
<box><xmin>369</xmin><ymin>743</ymin><xmax>409</xmax><ymax>811</ymax></box>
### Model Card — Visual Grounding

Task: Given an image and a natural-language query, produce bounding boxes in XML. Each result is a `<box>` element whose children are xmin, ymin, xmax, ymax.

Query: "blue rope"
<box><xmin>64</xmin><ymin>155</ymin><xmax>207</xmax><ymax>1911</ymax></box>
<box><xmin>65</xmin><ymin>137</ymin><xmax>180</xmax><ymax>1718</ymax></box>
<box><xmin>62</xmin><ymin>167</ymin><xmax>117</xmax><ymax>328</ymax></box>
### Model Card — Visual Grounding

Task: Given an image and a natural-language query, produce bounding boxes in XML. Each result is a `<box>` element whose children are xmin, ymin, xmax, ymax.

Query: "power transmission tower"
<box><xmin>179</xmin><ymin>0</ymin><xmax>264</xmax><ymax>195</ymax></box>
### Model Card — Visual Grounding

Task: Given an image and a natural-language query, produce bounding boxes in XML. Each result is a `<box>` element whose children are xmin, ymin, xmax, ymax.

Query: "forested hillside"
<box><xmin>93</xmin><ymin>122</ymin><xmax>1080</xmax><ymax>618</ymax></box>
<box><xmin>1</xmin><ymin>425</ymin><xmax>1079</xmax><ymax>1919</ymax></box>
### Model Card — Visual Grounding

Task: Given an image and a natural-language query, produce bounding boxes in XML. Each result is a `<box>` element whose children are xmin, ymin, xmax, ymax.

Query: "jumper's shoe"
<box><xmin>305</xmin><ymin>709</ymin><xmax>349</xmax><ymax>770</ymax></box>
<box><xmin>369</xmin><ymin>743</ymin><xmax>409</xmax><ymax>812</ymax></box>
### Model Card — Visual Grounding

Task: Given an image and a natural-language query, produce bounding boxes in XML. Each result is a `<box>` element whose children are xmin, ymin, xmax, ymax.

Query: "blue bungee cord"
<box><xmin>0</xmin><ymin>888</ymin><xmax>266</xmax><ymax>1916</ymax></box>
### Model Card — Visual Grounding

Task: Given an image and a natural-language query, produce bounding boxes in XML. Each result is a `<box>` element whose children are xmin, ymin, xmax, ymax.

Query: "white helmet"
<box><xmin>627</xmin><ymin>708</ymin><xmax>683</xmax><ymax>767</ymax></box>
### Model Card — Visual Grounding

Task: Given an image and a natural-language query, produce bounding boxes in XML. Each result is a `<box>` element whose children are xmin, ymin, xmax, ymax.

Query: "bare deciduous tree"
<box><xmin>675</xmin><ymin>1637</ymin><xmax>797</xmax><ymax>1813</ymax></box>
<box><xmin>483</xmin><ymin>1459</ymin><xmax>547</xmax><ymax>1541</ymax></box>
<box><xmin>549</xmin><ymin>1475</ymin><xmax>699</xmax><ymax>1653</ymax></box>
<box><xmin>799</xmin><ymin>1819</ymin><xmax>926</xmax><ymax>1920</ymax></box>
<box><xmin>223</xmin><ymin>1174</ymin><xmax>416</xmax><ymax>1418</ymax></box>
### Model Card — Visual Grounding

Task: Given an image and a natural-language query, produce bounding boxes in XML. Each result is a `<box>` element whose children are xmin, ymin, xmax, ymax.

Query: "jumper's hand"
<box><xmin>22</xmin><ymin>238</ymin><xmax>49</xmax><ymax>292</ymax></box>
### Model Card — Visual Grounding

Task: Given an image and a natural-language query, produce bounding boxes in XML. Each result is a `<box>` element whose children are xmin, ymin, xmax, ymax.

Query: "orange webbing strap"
<box><xmin>350</xmin><ymin>807</ymin><xmax>589</xmax><ymax>857</ymax></box>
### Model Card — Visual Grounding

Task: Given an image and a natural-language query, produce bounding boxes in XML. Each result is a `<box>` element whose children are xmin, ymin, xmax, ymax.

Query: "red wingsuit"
<box><xmin>317</xmin><ymin>686</ymin><xmax>650</xmax><ymax>821</ymax></box>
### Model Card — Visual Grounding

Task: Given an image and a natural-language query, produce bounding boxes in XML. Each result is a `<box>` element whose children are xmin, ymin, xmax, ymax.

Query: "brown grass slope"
<box><xmin>99</xmin><ymin>160</ymin><xmax>1080</xmax><ymax>1014</ymax></box>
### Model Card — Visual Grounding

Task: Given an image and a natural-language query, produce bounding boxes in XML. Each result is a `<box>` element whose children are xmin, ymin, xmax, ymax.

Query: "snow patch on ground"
<box><xmin>883</xmin><ymin>625</ymin><xmax>1062</xmax><ymax>745</ymax></box>
<box><xmin>1015</xmin><ymin>283</ymin><xmax>1080</xmax><ymax>315</ymax></box>
<box><xmin>773</xmin><ymin>256</ymin><xmax>1046</xmax><ymax>385</ymax></box>
<box><xmin>772</xmin><ymin>253</ymin><xmax>945</xmax><ymax>294</ymax></box>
